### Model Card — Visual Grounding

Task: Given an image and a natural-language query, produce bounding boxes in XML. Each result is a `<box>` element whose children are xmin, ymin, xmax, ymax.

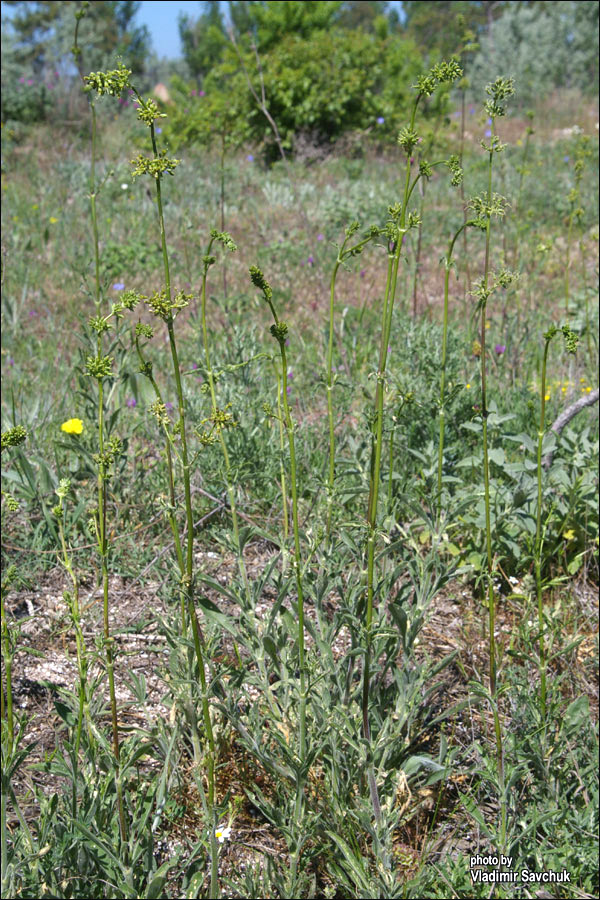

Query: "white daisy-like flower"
<box><xmin>121</xmin><ymin>183</ymin><xmax>129</xmax><ymax>190</ymax></box>
<box><xmin>215</xmin><ymin>825</ymin><xmax>232</xmax><ymax>844</ymax></box>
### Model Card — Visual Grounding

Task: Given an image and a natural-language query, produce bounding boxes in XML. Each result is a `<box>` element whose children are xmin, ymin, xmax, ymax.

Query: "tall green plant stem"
<box><xmin>326</xmin><ymin>257</ymin><xmax>342</xmax><ymax>536</ymax></box>
<box><xmin>201</xmin><ymin>240</ymin><xmax>249</xmax><ymax>597</ymax></box>
<box><xmin>361</xmin><ymin>101</ymin><xmax>446</xmax><ymax>826</ymax></box>
<box><xmin>535</xmin><ymin>336</ymin><xmax>552</xmax><ymax>720</ymax></box>
<box><xmin>281</xmin><ymin>344</ymin><xmax>306</xmax><ymax>765</ymax></box>
<box><xmin>56</xmin><ymin>489</ymin><xmax>91</xmax><ymax>818</ymax></box>
<box><xmin>511</xmin><ymin>119</ymin><xmax>534</xmax><ymax>315</ymax></box>
<box><xmin>362</xmin><ymin>114</ymin><xmax>415</xmax><ymax>827</ymax></box>
<box><xmin>0</xmin><ymin>588</ymin><xmax>13</xmax><ymax>756</ymax></box>
<box><xmin>480</xmin><ymin>118</ymin><xmax>506</xmax><ymax>850</ymax></box>
<box><xmin>326</xmin><ymin>227</ymin><xmax>378</xmax><ymax>537</ymax></box>
<box><xmin>273</xmin><ymin>361</ymin><xmax>289</xmax><ymax>541</ymax></box>
<box><xmin>251</xmin><ymin>269</ymin><xmax>307</xmax><ymax>792</ymax></box>
<box><xmin>135</xmin><ymin>338</ymin><xmax>186</xmax><ymax>630</ymax></box>
<box><xmin>437</xmin><ymin>222</ymin><xmax>470</xmax><ymax>512</ymax></box>
<box><xmin>74</xmin><ymin>13</ymin><xmax>127</xmax><ymax>842</ymax></box>
<box><xmin>97</xmin><ymin>384</ymin><xmax>127</xmax><ymax>843</ymax></box>
<box><xmin>564</xmin><ymin>211</ymin><xmax>575</xmax><ymax>318</ymax></box>
<box><xmin>147</xmin><ymin>118</ymin><xmax>217</xmax><ymax>896</ymax></box>
<box><xmin>459</xmin><ymin>90</ymin><xmax>472</xmax><ymax>298</ymax></box>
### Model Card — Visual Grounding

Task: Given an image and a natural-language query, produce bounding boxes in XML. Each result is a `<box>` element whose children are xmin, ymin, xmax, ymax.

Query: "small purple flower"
<box><xmin>113</xmin><ymin>282</ymin><xmax>125</xmax><ymax>291</ymax></box>
<box><xmin>286</xmin><ymin>386</ymin><xmax>291</xmax><ymax>395</ymax></box>
<box><xmin>155</xmin><ymin>127</ymin><xmax>162</xmax><ymax>134</ymax></box>
<box><xmin>360</xmin><ymin>269</ymin><xmax>366</xmax><ymax>278</ymax></box>
<box><xmin>28</xmin><ymin>309</ymin><xmax>38</xmax><ymax>317</ymax></box>
<box><xmin>285</xmin><ymin>338</ymin><xmax>290</xmax><ymax>347</ymax></box>
<box><xmin>165</xmin><ymin>402</ymin><xmax>174</xmax><ymax>412</ymax></box>
<box><xmin>190</xmin><ymin>89</ymin><xmax>197</xmax><ymax>97</ymax></box>
<box><xmin>246</xmin><ymin>154</ymin><xmax>254</xmax><ymax>162</ymax></box>
<box><xmin>307</xmin><ymin>255</ymin><xmax>314</xmax><ymax>265</ymax></box>
<box><xmin>8</xmin><ymin>358</ymin><xmax>14</xmax><ymax>367</ymax></box>
<box><xmin>376</xmin><ymin>116</ymin><xmax>385</xmax><ymax>125</ymax></box>
<box><xmin>469</xmin><ymin>106</ymin><xmax>475</xmax><ymax>115</ymax></box>
<box><xmin>485</xmin><ymin>129</ymin><xmax>492</xmax><ymax>138</ymax></box>
<box><xmin>126</xmin><ymin>397</ymin><xmax>137</xmax><ymax>408</ymax></box>
<box><xmin>495</xmin><ymin>344</ymin><xmax>506</xmax><ymax>355</ymax></box>
<box><xmin>19</xmin><ymin>77</ymin><xmax>25</xmax><ymax>84</ymax></box>
<box><xmin>487</xmin><ymin>117</ymin><xmax>492</xmax><ymax>125</ymax></box>
<box><xmin>192</xmin><ymin>362</ymin><xmax>198</xmax><ymax>370</ymax></box>
<box><xmin>287</xmin><ymin>369</ymin><xmax>293</xmax><ymax>380</ymax></box>
<box><xmin>564</xmin><ymin>155</ymin><xmax>570</xmax><ymax>163</ymax></box>
<box><xmin>317</xmin><ymin>233</ymin><xmax>324</xmax><ymax>241</ymax></box>
<box><xmin>199</xmin><ymin>90</ymin><xmax>205</xmax><ymax>97</ymax></box>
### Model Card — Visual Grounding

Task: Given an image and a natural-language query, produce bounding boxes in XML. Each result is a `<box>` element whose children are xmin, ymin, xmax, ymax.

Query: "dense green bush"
<box><xmin>165</xmin><ymin>29</ymin><xmax>434</xmax><ymax>160</ymax></box>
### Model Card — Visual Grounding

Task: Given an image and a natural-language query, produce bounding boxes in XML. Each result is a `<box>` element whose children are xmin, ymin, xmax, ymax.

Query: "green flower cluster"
<box><xmin>85</xmin><ymin>355</ymin><xmax>113</xmax><ymax>380</ymax></box>
<box><xmin>414</xmin><ymin>59</ymin><xmax>463</xmax><ymax>98</ymax></box>
<box><xmin>1</xmin><ymin>425</ymin><xmax>27</xmax><ymax>452</ymax></box>
<box><xmin>131</xmin><ymin>152</ymin><xmax>180</xmax><ymax>180</ymax></box>
<box><xmin>146</xmin><ymin>289</ymin><xmax>190</xmax><ymax>321</ymax></box>
<box><xmin>484</xmin><ymin>76</ymin><xmax>515</xmax><ymax>118</ymax></box>
<box><xmin>249</xmin><ymin>266</ymin><xmax>273</xmax><ymax>302</ymax></box>
<box><xmin>446</xmin><ymin>155</ymin><xmax>463</xmax><ymax>186</ymax></box>
<box><xmin>84</xmin><ymin>62</ymin><xmax>132</xmax><ymax>97</ymax></box>
<box><xmin>136</xmin><ymin>98</ymin><xmax>166</xmax><ymax>127</ymax></box>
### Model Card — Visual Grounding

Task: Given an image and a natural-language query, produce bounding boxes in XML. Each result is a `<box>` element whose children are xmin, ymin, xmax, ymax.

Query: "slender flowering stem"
<box><xmin>326</xmin><ymin>224</ymin><xmax>378</xmax><ymax>536</ymax></box>
<box><xmin>273</xmin><ymin>360</ymin><xmax>289</xmax><ymax>541</ymax></box>
<box><xmin>74</xmin><ymin>13</ymin><xmax>126</xmax><ymax>843</ymax></box>
<box><xmin>362</xmin><ymin>61</ymin><xmax>463</xmax><ymax>841</ymax></box>
<box><xmin>535</xmin><ymin>325</ymin><xmax>578</xmax><ymax>721</ymax></box>
<box><xmin>249</xmin><ymin>267</ymin><xmax>307</xmax><ymax>775</ymax></box>
<box><xmin>135</xmin><ymin>336</ymin><xmax>186</xmax><ymax>630</ymax></box>
<box><xmin>535</xmin><ymin>334</ymin><xmax>552</xmax><ymax>721</ymax></box>
<box><xmin>437</xmin><ymin>221</ymin><xmax>472</xmax><ymax>512</ymax></box>
<box><xmin>474</xmin><ymin>76</ymin><xmax>515</xmax><ymax>853</ymax></box>
<box><xmin>201</xmin><ymin>234</ymin><xmax>249</xmax><ymax>598</ymax></box>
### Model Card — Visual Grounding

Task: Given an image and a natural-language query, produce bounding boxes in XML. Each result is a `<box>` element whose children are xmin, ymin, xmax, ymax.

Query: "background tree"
<box><xmin>401</xmin><ymin>1</ymin><xmax>507</xmax><ymax>59</ymax></box>
<box><xmin>468</xmin><ymin>0</ymin><xmax>599</xmax><ymax>104</ymax></box>
<box><xmin>3</xmin><ymin>0</ymin><xmax>150</xmax><ymax>76</ymax></box>
<box><xmin>178</xmin><ymin>0</ymin><xmax>227</xmax><ymax>82</ymax></box>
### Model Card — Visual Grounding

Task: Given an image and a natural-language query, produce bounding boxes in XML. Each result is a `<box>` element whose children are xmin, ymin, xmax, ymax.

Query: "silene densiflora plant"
<box><xmin>81</xmin><ymin>52</ymin><xmax>226</xmax><ymax>896</ymax></box>
<box><xmin>468</xmin><ymin>75</ymin><xmax>516</xmax><ymax>853</ymax></box>
<box><xmin>359</xmin><ymin>58</ymin><xmax>464</xmax><ymax>846</ymax></box>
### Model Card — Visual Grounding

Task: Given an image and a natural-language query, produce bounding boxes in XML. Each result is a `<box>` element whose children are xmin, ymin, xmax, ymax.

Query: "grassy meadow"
<box><xmin>1</xmin><ymin>62</ymin><xmax>599</xmax><ymax>900</ymax></box>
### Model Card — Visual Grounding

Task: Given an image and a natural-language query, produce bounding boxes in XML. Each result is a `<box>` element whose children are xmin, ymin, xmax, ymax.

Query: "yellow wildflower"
<box><xmin>544</xmin><ymin>393</ymin><xmax>550</xmax><ymax>401</ymax></box>
<box><xmin>49</xmin><ymin>216</ymin><xmax>58</xmax><ymax>224</ymax></box>
<box><xmin>563</xmin><ymin>529</ymin><xmax>575</xmax><ymax>541</ymax></box>
<box><xmin>61</xmin><ymin>418</ymin><xmax>84</xmax><ymax>435</ymax></box>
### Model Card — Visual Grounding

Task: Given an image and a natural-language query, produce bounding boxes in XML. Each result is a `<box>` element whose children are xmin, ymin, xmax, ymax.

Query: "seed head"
<box><xmin>2</xmin><ymin>425</ymin><xmax>27</xmax><ymax>451</ymax></box>
<box><xmin>562</xmin><ymin>325</ymin><xmax>579</xmax><ymax>354</ymax></box>
<box><xmin>85</xmin><ymin>355</ymin><xmax>113</xmax><ymax>380</ymax></box>
<box><xmin>249</xmin><ymin>266</ymin><xmax>272</xmax><ymax>302</ymax></box>
<box><xmin>484</xmin><ymin>76</ymin><xmax>514</xmax><ymax>119</ymax></box>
